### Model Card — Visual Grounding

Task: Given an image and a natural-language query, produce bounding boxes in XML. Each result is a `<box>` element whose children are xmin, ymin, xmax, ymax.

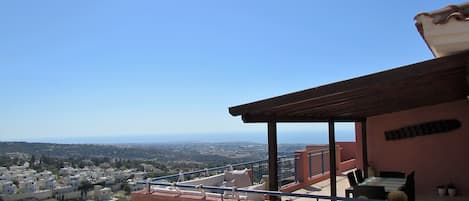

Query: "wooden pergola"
<box><xmin>229</xmin><ymin>51</ymin><xmax>469</xmax><ymax>200</ymax></box>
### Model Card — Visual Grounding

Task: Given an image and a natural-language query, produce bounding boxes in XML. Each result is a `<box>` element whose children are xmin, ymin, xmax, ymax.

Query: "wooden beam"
<box><xmin>269</xmin><ymin>66</ymin><xmax>463</xmax><ymax>115</ymax></box>
<box><xmin>328</xmin><ymin>120</ymin><xmax>337</xmax><ymax>198</ymax></box>
<box><xmin>229</xmin><ymin>51</ymin><xmax>469</xmax><ymax>116</ymax></box>
<box><xmin>286</xmin><ymin>73</ymin><xmax>466</xmax><ymax>119</ymax></box>
<box><xmin>267</xmin><ymin>121</ymin><xmax>279</xmax><ymax>201</ymax></box>
<box><xmin>288</xmin><ymin>69</ymin><xmax>465</xmax><ymax>116</ymax></box>
<box><xmin>361</xmin><ymin>119</ymin><xmax>368</xmax><ymax>178</ymax></box>
<box><xmin>466</xmin><ymin>60</ymin><xmax>469</xmax><ymax>89</ymax></box>
<box><xmin>241</xmin><ymin>74</ymin><xmax>464</xmax><ymax>120</ymax></box>
<box><xmin>241</xmin><ymin>114</ymin><xmax>363</xmax><ymax>123</ymax></box>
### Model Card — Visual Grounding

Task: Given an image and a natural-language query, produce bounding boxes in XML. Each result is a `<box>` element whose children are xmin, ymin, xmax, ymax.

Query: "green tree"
<box><xmin>11</xmin><ymin>179</ymin><xmax>19</xmax><ymax>187</ymax></box>
<box><xmin>121</xmin><ymin>183</ymin><xmax>131</xmax><ymax>195</ymax></box>
<box><xmin>30</xmin><ymin>155</ymin><xmax>36</xmax><ymax>168</ymax></box>
<box><xmin>78</xmin><ymin>180</ymin><xmax>93</xmax><ymax>201</ymax></box>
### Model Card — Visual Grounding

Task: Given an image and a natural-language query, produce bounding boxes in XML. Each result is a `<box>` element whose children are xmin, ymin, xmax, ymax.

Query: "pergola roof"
<box><xmin>229</xmin><ymin>51</ymin><xmax>469</xmax><ymax>123</ymax></box>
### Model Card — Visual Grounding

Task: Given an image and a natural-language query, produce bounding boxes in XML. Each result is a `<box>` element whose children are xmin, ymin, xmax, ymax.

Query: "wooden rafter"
<box><xmin>229</xmin><ymin>51</ymin><xmax>469</xmax><ymax>122</ymax></box>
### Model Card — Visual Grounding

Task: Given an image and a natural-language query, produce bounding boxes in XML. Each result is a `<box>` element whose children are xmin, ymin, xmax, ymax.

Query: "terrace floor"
<box><xmin>284</xmin><ymin>176</ymin><xmax>349</xmax><ymax>200</ymax></box>
<box><xmin>285</xmin><ymin>175</ymin><xmax>468</xmax><ymax>201</ymax></box>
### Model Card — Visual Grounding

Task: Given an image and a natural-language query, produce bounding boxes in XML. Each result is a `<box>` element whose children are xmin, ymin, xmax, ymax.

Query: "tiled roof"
<box><xmin>415</xmin><ymin>2</ymin><xmax>469</xmax><ymax>24</ymax></box>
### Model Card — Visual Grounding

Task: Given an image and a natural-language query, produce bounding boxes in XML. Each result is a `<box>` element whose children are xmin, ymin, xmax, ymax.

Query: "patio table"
<box><xmin>345</xmin><ymin>176</ymin><xmax>406</xmax><ymax>198</ymax></box>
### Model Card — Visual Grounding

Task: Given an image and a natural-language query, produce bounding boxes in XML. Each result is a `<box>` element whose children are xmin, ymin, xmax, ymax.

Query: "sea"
<box><xmin>5</xmin><ymin>130</ymin><xmax>355</xmax><ymax>144</ymax></box>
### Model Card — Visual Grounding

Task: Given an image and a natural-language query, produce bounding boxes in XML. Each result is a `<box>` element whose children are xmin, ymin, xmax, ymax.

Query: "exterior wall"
<box><xmin>354</xmin><ymin>123</ymin><xmax>364</xmax><ymax>171</ymax></box>
<box><xmin>363</xmin><ymin>100</ymin><xmax>469</xmax><ymax>194</ymax></box>
<box><xmin>336</xmin><ymin>142</ymin><xmax>356</xmax><ymax>161</ymax></box>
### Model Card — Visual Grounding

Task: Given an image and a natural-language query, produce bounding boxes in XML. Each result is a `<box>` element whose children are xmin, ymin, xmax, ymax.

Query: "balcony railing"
<box><xmin>138</xmin><ymin>151</ymin><xmax>372</xmax><ymax>201</ymax></box>
<box><xmin>150</xmin><ymin>155</ymin><xmax>297</xmax><ymax>188</ymax></box>
<box><xmin>308</xmin><ymin>149</ymin><xmax>330</xmax><ymax>177</ymax></box>
<box><xmin>137</xmin><ymin>180</ymin><xmax>383</xmax><ymax>201</ymax></box>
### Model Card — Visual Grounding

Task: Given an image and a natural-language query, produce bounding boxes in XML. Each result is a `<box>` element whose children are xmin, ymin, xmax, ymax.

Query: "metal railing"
<box><xmin>138</xmin><ymin>154</ymin><xmax>385</xmax><ymax>201</ymax></box>
<box><xmin>277</xmin><ymin>155</ymin><xmax>296</xmax><ymax>186</ymax></box>
<box><xmin>151</xmin><ymin>155</ymin><xmax>297</xmax><ymax>188</ymax></box>
<box><xmin>308</xmin><ymin>149</ymin><xmax>330</xmax><ymax>177</ymax></box>
<box><xmin>151</xmin><ymin>159</ymin><xmax>269</xmax><ymax>183</ymax></box>
<box><xmin>137</xmin><ymin>180</ymin><xmax>384</xmax><ymax>201</ymax></box>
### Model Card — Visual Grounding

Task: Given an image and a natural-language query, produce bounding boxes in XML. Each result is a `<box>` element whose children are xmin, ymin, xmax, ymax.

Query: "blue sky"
<box><xmin>0</xmin><ymin>1</ymin><xmax>461</xmax><ymax>142</ymax></box>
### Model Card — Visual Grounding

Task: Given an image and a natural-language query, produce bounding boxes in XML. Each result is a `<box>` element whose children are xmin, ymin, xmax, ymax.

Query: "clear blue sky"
<box><xmin>0</xmin><ymin>1</ymin><xmax>461</xmax><ymax>141</ymax></box>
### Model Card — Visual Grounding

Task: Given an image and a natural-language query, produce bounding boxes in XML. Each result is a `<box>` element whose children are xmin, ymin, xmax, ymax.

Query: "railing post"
<box><xmin>259</xmin><ymin>161</ymin><xmax>263</xmax><ymax>183</ymax></box>
<box><xmin>277</xmin><ymin>158</ymin><xmax>282</xmax><ymax>188</ymax></box>
<box><xmin>307</xmin><ymin>152</ymin><xmax>311</xmax><ymax>178</ymax></box>
<box><xmin>146</xmin><ymin>178</ymin><xmax>151</xmax><ymax>194</ymax></box>
<box><xmin>258</xmin><ymin>162</ymin><xmax>261</xmax><ymax>183</ymax></box>
<box><xmin>294</xmin><ymin>154</ymin><xmax>299</xmax><ymax>183</ymax></box>
<box><xmin>293</xmin><ymin>150</ymin><xmax>308</xmax><ymax>186</ymax></box>
<box><xmin>321</xmin><ymin>150</ymin><xmax>325</xmax><ymax>174</ymax></box>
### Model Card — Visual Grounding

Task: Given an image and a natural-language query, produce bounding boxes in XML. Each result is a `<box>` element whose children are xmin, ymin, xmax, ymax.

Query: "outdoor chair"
<box><xmin>354</xmin><ymin>169</ymin><xmax>364</xmax><ymax>183</ymax></box>
<box><xmin>347</xmin><ymin>172</ymin><xmax>358</xmax><ymax>187</ymax></box>
<box><xmin>400</xmin><ymin>171</ymin><xmax>415</xmax><ymax>201</ymax></box>
<box><xmin>353</xmin><ymin>185</ymin><xmax>386</xmax><ymax>200</ymax></box>
<box><xmin>379</xmin><ymin>171</ymin><xmax>406</xmax><ymax>178</ymax></box>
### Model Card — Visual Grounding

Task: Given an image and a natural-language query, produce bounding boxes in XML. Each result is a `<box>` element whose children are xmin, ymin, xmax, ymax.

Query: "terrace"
<box><xmin>132</xmin><ymin>144</ymin><xmax>362</xmax><ymax>201</ymax></box>
<box><xmin>132</xmin><ymin>3</ymin><xmax>469</xmax><ymax>201</ymax></box>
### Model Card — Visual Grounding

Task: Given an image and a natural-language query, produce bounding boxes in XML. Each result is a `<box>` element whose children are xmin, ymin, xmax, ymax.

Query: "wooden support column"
<box><xmin>466</xmin><ymin>60</ymin><xmax>469</xmax><ymax>89</ymax></box>
<box><xmin>328</xmin><ymin>120</ymin><xmax>337</xmax><ymax>198</ymax></box>
<box><xmin>361</xmin><ymin>119</ymin><xmax>369</xmax><ymax>178</ymax></box>
<box><xmin>267</xmin><ymin>121</ymin><xmax>279</xmax><ymax>201</ymax></box>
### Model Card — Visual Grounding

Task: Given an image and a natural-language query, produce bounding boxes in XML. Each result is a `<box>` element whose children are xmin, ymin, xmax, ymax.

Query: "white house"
<box><xmin>37</xmin><ymin>178</ymin><xmax>56</xmax><ymax>190</ymax></box>
<box><xmin>0</xmin><ymin>180</ymin><xmax>17</xmax><ymax>195</ymax></box>
<box><xmin>18</xmin><ymin>179</ymin><xmax>36</xmax><ymax>193</ymax></box>
<box><xmin>0</xmin><ymin>167</ymin><xmax>7</xmax><ymax>174</ymax></box>
<box><xmin>133</xmin><ymin>172</ymin><xmax>147</xmax><ymax>181</ymax></box>
<box><xmin>94</xmin><ymin>186</ymin><xmax>112</xmax><ymax>201</ymax></box>
<box><xmin>127</xmin><ymin>180</ymin><xmax>144</xmax><ymax>192</ymax></box>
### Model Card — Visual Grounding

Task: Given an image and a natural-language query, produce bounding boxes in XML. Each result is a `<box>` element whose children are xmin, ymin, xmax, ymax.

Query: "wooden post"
<box><xmin>267</xmin><ymin>121</ymin><xmax>279</xmax><ymax>201</ymax></box>
<box><xmin>361</xmin><ymin>119</ymin><xmax>369</xmax><ymax>178</ymax></box>
<box><xmin>328</xmin><ymin>120</ymin><xmax>337</xmax><ymax>198</ymax></box>
<box><xmin>466</xmin><ymin>60</ymin><xmax>469</xmax><ymax>89</ymax></box>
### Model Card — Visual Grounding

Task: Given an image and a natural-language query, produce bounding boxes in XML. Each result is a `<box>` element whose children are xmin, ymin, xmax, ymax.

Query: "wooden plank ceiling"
<box><xmin>229</xmin><ymin>51</ymin><xmax>469</xmax><ymax>123</ymax></box>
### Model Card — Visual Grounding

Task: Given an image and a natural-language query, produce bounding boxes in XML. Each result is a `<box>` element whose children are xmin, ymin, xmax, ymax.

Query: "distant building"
<box><xmin>127</xmin><ymin>180</ymin><xmax>144</xmax><ymax>192</ymax></box>
<box><xmin>37</xmin><ymin>178</ymin><xmax>56</xmax><ymax>190</ymax></box>
<box><xmin>93</xmin><ymin>186</ymin><xmax>112</xmax><ymax>201</ymax></box>
<box><xmin>0</xmin><ymin>167</ymin><xmax>8</xmax><ymax>174</ymax></box>
<box><xmin>18</xmin><ymin>179</ymin><xmax>36</xmax><ymax>193</ymax></box>
<box><xmin>0</xmin><ymin>180</ymin><xmax>17</xmax><ymax>195</ymax></box>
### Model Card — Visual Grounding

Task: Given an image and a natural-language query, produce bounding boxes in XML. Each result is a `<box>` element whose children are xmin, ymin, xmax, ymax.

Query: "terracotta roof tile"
<box><xmin>415</xmin><ymin>2</ymin><xmax>469</xmax><ymax>24</ymax></box>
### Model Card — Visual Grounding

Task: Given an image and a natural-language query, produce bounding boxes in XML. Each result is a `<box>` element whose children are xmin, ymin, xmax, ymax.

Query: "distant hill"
<box><xmin>0</xmin><ymin>141</ymin><xmax>307</xmax><ymax>165</ymax></box>
<box><xmin>0</xmin><ymin>141</ymin><xmax>168</xmax><ymax>160</ymax></box>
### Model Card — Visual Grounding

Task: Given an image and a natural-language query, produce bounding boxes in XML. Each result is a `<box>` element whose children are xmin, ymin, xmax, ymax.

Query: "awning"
<box><xmin>229</xmin><ymin>51</ymin><xmax>469</xmax><ymax>123</ymax></box>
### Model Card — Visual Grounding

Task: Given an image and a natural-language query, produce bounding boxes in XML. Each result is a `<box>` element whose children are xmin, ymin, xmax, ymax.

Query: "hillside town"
<box><xmin>0</xmin><ymin>161</ymin><xmax>147</xmax><ymax>201</ymax></box>
<box><xmin>0</xmin><ymin>142</ymin><xmax>285</xmax><ymax>201</ymax></box>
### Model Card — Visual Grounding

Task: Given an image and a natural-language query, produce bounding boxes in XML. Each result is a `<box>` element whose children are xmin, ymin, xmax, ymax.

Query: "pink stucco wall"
<box><xmin>361</xmin><ymin>100</ymin><xmax>469</xmax><ymax>194</ymax></box>
<box><xmin>337</xmin><ymin>142</ymin><xmax>356</xmax><ymax>161</ymax></box>
<box><xmin>355</xmin><ymin>123</ymin><xmax>364</xmax><ymax>170</ymax></box>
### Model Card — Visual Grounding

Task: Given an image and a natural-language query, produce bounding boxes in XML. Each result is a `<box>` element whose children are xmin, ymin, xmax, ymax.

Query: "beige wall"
<box><xmin>362</xmin><ymin>100</ymin><xmax>469</xmax><ymax>194</ymax></box>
